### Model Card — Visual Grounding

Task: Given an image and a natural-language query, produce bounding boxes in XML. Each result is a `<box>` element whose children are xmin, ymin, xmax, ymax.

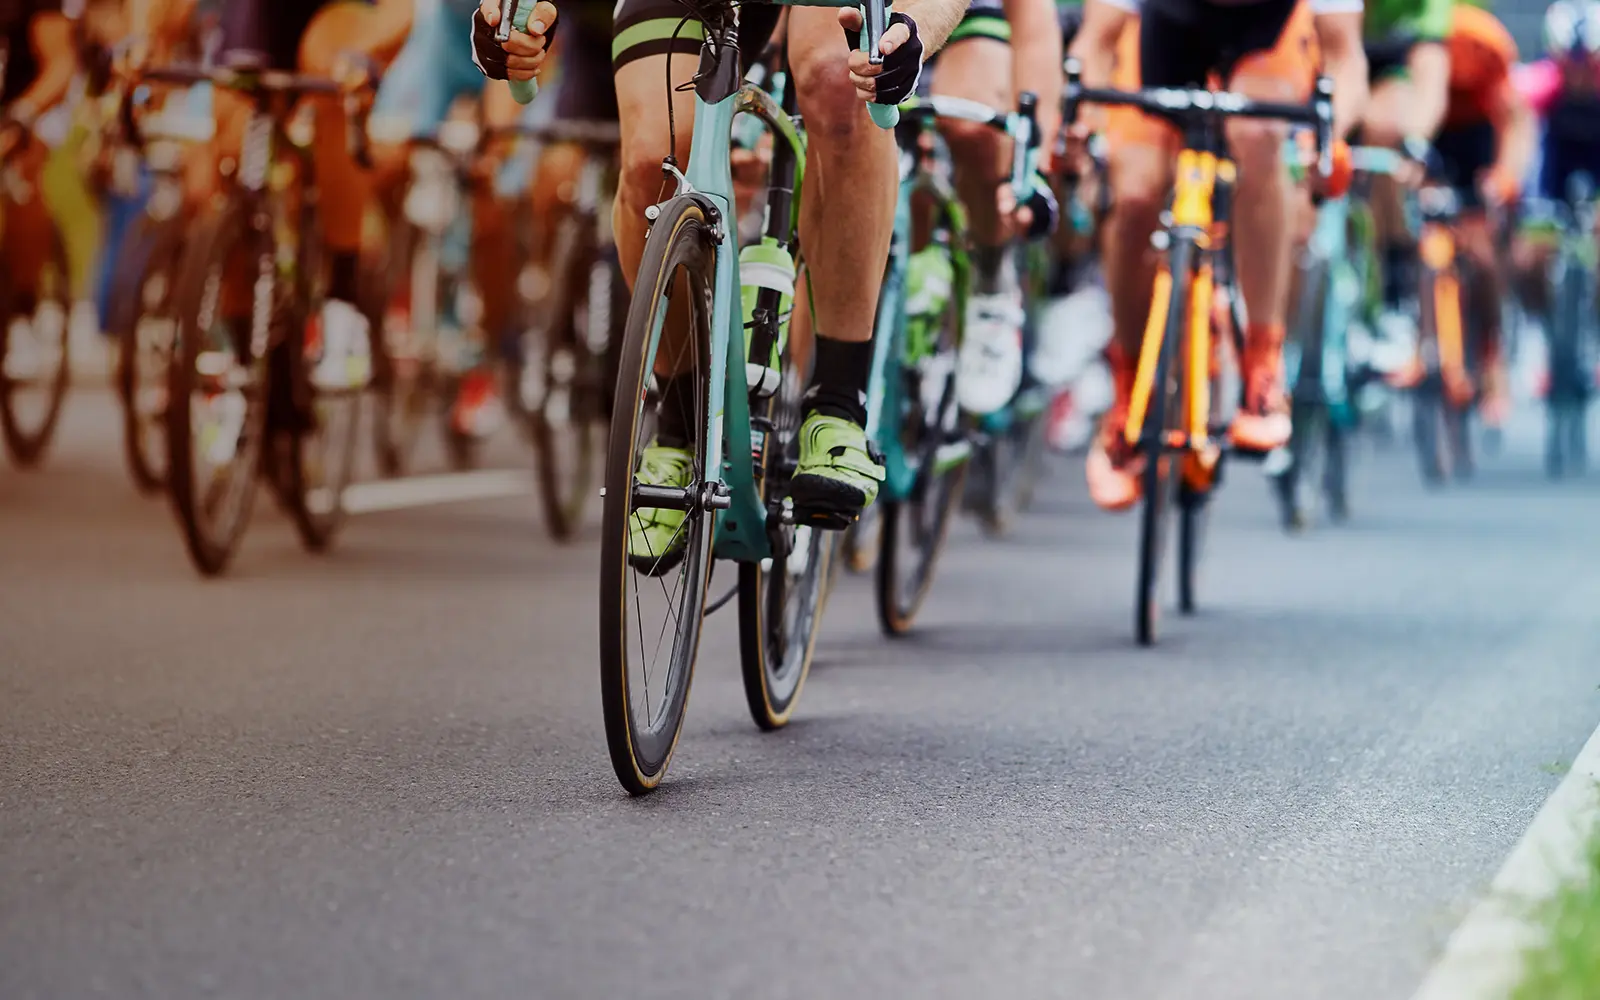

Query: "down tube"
<box><xmin>865</xmin><ymin>169</ymin><xmax>914</xmax><ymax>498</ymax></box>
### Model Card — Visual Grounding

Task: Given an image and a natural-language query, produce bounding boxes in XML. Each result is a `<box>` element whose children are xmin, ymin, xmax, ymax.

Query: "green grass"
<box><xmin>1510</xmin><ymin>815</ymin><xmax>1600</xmax><ymax>1000</ymax></box>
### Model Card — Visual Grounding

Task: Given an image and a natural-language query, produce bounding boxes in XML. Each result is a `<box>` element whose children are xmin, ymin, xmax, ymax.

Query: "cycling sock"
<box><xmin>329</xmin><ymin>252</ymin><xmax>360</xmax><ymax>304</ymax></box>
<box><xmin>654</xmin><ymin>371</ymin><xmax>699</xmax><ymax>449</ymax></box>
<box><xmin>804</xmin><ymin>335</ymin><xmax>872</xmax><ymax>426</ymax></box>
<box><xmin>971</xmin><ymin>245</ymin><xmax>1009</xmax><ymax>296</ymax></box>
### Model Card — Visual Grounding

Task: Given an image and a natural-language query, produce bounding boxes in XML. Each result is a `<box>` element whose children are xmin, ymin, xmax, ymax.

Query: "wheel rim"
<box><xmin>2</xmin><ymin>253</ymin><xmax>70</xmax><ymax>443</ymax></box>
<box><xmin>183</xmin><ymin>260</ymin><xmax>266</xmax><ymax>541</ymax></box>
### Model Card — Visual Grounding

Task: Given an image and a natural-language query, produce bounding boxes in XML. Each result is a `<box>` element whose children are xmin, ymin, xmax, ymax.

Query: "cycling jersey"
<box><xmin>1</xmin><ymin>0</ymin><xmax>64</xmax><ymax>105</ymax></box>
<box><xmin>1519</xmin><ymin>58</ymin><xmax>1600</xmax><ymax>203</ymax></box>
<box><xmin>373</xmin><ymin>0</ymin><xmax>543</xmax><ymax>138</ymax></box>
<box><xmin>1443</xmin><ymin>5</ymin><xmax>1515</xmax><ymax>129</ymax></box>
<box><xmin>1363</xmin><ymin>0</ymin><xmax>1450</xmax><ymax>41</ymax></box>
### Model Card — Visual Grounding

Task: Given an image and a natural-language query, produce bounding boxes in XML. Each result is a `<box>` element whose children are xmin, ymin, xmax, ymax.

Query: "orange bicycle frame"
<box><xmin>1419</xmin><ymin>221</ymin><xmax>1468</xmax><ymax>385</ymax></box>
<box><xmin>1125</xmin><ymin>148</ymin><xmax>1223</xmax><ymax>452</ymax></box>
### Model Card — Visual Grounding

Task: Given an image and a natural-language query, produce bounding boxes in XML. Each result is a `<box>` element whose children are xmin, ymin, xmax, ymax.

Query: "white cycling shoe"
<box><xmin>956</xmin><ymin>293</ymin><xmax>1026</xmax><ymax>415</ymax></box>
<box><xmin>311</xmin><ymin>299</ymin><xmax>373</xmax><ymax>392</ymax></box>
<box><xmin>1031</xmin><ymin>284</ymin><xmax>1112</xmax><ymax>387</ymax></box>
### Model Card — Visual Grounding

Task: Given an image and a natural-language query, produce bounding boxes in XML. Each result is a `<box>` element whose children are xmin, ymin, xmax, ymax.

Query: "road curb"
<box><xmin>1410</xmin><ymin>723</ymin><xmax>1600</xmax><ymax>1000</ymax></box>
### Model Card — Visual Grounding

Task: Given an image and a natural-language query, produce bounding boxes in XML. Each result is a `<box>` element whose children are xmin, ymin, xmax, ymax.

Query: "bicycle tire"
<box><xmin>877</xmin><ymin>292</ymin><xmax>968</xmax><ymax>637</ymax></box>
<box><xmin>114</xmin><ymin>216</ymin><xmax>183</xmax><ymax>494</ymax></box>
<box><xmin>276</xmin><ymin>196</ymin><xmax>361</xmax><ymax>553</ymax></box>
<box><xmin>1177</xmin><ymin>455</ymin><xmax>1218</xmax><ymax>616</ymax></box>
<box><xmin>598</xmin><ymin>196</ymin><xmax>717</xmax><ymax>795</ymax></box>
<box><xmin>738</xmin><ymin>351</ymin><xmax>831</xmax><ymax>730</ymax></box>
<box><xmin>1136</xmin><ymin>250</ymin><xmax>1192</xmax><ymax>646</ymax></box>
<box><xmin>532</xmin><ymin>213</ymin><xmax>617</xmax><ymax>542</ymax></box>
<box><xmin>0</xmin><ymin>220</ymin><xmax>72</xmax><ymax>468</ymax></box>
<box><xmin>973</xmin><ymin>387</ymin><xmax>1049</xmax><ymax>537</ymax></box>
<box><xmin>371</xmin><ymin>220</ymin><xmax>440</xmax><ymax>478</ymax></box>
<box><xmin>164</xmin><ymin>206</ymin><xmax>270</xmax><ymax>577</ymax></box>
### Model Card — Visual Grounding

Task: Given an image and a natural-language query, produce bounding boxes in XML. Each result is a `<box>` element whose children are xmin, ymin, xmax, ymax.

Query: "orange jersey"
<box><xmin>1444</xmin><ymin>6</ymin><xmax>1518</xmax><ymax>128</ymax></box>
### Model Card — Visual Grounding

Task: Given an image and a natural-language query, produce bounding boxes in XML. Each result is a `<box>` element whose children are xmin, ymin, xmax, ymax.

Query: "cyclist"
<box><xmin>476</xmin><ymin>0</ymin><xmax>976</xmax><ymax>558</ymax></box>
<box><xmin>369</xmin><ymin>0</ymin><xmax>551</xmax><ymax>438</ymax></box>
<box><xmin>929</xmin><ymin>1</ymin><xmax>1064</xmax><ymax>417</ymax></box>
<box><xmin>1072</xmin><ymin>0</ymin><xmax>1368</xmax><ymax>511</ymax></box>
<box><xmin>1391</xmin><ymin>3</ymin><xmax>1531</xmax><ymax>423</ymax></box>
<box><xmin>1511</xmin><ymin>0</ymin><xmax>1600</xmax><ymax>308</ymax></box>
<box><xmin>1360</xmin><ymin>0</ymin><xmax>1451</xmax><ymax>352</ymax></box>
<box><xmin>187</xmin><ymin>0</ymin><xmax>415</xmax><ymax>392</ymax></box>
<box><xmin>0</xmin><ymin>0</ymin><xmax>80</xmax><ymax>382</ymax></box>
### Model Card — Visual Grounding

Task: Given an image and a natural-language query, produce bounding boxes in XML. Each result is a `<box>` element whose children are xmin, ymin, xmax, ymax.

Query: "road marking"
<box><xmin>342</xmin><ymin>469</ymin><xmax>533</xmax><ymax>515</ymax></box>
<box><xmin>1410</xmin><ymin>722</ymin><xmax>1600</xmax><ymax>1000</ymax></box>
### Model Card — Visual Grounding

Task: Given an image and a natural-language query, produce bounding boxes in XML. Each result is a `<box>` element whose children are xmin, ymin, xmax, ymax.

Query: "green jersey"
<box><xmin>1363</xmin><ymin>0</ymin><xmax>1453</xmax><ymax>42</ymax></box>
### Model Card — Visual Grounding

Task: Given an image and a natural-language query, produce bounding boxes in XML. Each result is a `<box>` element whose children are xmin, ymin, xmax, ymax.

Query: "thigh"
<box><xmin>614</xmin><ymin>53</ymin><xmax>700</xmax><ymax>176</ymax></box>
<box><xmin>929</xmin><ymin>35</ymin><xmax>1011</xmax><ymax>108</ymax></box>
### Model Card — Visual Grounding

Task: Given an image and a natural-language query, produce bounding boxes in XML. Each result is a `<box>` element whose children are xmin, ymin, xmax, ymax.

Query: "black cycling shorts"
<box><xmin>1365</xmin><ymin>33</ymin><xmax>1419</xmax><ymax>84</ymax></box>
<box><xmin>1432</xmin><ymin>119</ymin><xmax>1496</xmax><ymax>210</ymax></box>
<box><xmin>1139</xmin><ymin>0</ymin><xmax>1300</xmax><ymax>92</ymax></box>
<box><xmin>556</xmin><ymin>17</ymin><xmax>620</xmax><ymax>121</ymax></box>
<box><xmin>218</xmin><ymin>0</ymin><xmax>355</xmax><ymax>71</ymax></box>
<box><xmin>611</xmin><ymin>0</ymin><xmax>781</xmax><ymax>75</ymax></box>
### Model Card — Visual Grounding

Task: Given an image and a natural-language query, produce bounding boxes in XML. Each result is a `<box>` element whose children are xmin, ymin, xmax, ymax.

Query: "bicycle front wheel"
<box><xmin>114</xmin><ymin>215</ymin><xmax>184</xmax><ymax>494</ymax></box>
<box><xmin>1137</xmin><ymin>258</ymin><xmax>1191</xmax><ymax>646</ymax></box>
<box><xmin>164</xmin><ymin>206</ymin><xmax>270</xmax><ymax>576</ymax></box>
<box><xmin>599</xmin><ymin>196</ymin><xmax>717</xmax><ymax>795</ymax></box>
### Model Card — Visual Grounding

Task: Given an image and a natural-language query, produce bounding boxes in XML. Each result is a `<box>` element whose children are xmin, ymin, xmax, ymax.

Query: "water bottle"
<box><xmin>739</xmin><ymin>240</ymin><xmax>795</xmax><ymax>393</ymax></box>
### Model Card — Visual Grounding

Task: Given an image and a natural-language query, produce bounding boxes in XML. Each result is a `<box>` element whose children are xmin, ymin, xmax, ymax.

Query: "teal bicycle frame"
<box><xmin>629</xmin><ymin>2</ymin><xmax>900</xmax><ymax>563</ymax></box>
<box><xmin>864</xmin><ymin>94</ymin><xmax>1041</xmax><ymax>500</ymax></box>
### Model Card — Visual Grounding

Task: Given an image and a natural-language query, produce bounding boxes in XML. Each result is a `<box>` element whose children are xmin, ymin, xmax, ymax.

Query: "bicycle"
<box><xmin>150</xmin><ymin>58</ymin><xmax>372</xmax><ymax>576</ymax></box>
<box><xmin>598</xmin><ymin>0</ymin><xmax>901</xmax><ymax>794</ymax></box>
<box><xmin>1272</xmin><ymin>145</ymin><xmax>1400</xmax><ymax>530</ymax></box>
<box><xmin>869</xmin><ymin>91</ymin><xmax>1042</xmax><ymax>634</ymax></box>
<box><xmin>0</xmin><ymin>125</ymin><xmax>74</xmax><ymax>470</ymax></box>
<box><xmin>1063</xmin><ymin>60</ymin><xmax>1334</xmax><ymax>645</ymax></box>
<box><xmin>105</xmin><ymin>78</ymin><xmax>212</xmax><ymax>494</ymax></box>
<box><xmin>1407</xmin><ymin>174</ymin><xmax>1480</xmax><ymax>486</ymax></box>
<box><xmin>1537</xmin><ymin>172</ymin><xmax>1596</xmax><ymax>479</ymax></box>
<box><xmin>502</xmin><ymin>119</ymin><xmax>624</xmax><ymax>541</ymax></box>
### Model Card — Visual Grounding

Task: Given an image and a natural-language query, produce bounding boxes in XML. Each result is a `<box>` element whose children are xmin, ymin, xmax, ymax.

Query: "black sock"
<box><xmin>971</xmin><ymin>245</ymin><xmax>1008</xmax><ymax>296</ymax></box>
<box><xmin>803</xmin><ymin>335</ymin><xmax>872</xmax><ymax>426</ymax></box>
<box><xmin>329</xmin><ymin>252</ymin><xmax>360</xmax><ymax>305</ymax></box>
<box><xmin>654</xmin><ymin>372</ymin><xmax>698</xmax><ymax>449</ymax></box>
<box><xmin>1381</xmin><ymin>242</ymin><xmax>1413</xmax><ymax>308</ymax></box>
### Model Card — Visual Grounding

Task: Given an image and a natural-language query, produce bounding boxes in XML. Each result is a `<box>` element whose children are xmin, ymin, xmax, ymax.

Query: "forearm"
<box><xmin>1006</xmin><ymin>0</ymin><xmax>1065</xmax><ymax>142</ymax></box>
<box><xmin>1404</xmin><ymin>41</ymin><xmax>1449</xmax><ymax>138</ymax></box>
<box><xmin>899</xmin><ymin>0</ymin><xmax>969</xmax><ymax>54</ymax></box>
<box><xmin>1495</xmin><ymin>104</ymin><xmax>1537</xmax><ymax>184</ymax></box>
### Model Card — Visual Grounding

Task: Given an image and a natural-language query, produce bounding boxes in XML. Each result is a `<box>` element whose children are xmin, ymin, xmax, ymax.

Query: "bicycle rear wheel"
<box><xmin>114</xmin><ymin>215</ymin><xmax>183</xmax><ymax>494</ymax></box>
<box><xmin>877</xmin><ymin>295</ymin><xmax>967</xmax><ymax>636</ymax></box>
<box><xmin>970</xmin><ymin>385</ymin><xmax>1049</xmax><ymax>537</ymax></box>
<box><xmin>372</xmin><ymin>221</ymin><xmax>441</xmax><ymax>478</ymax></box>
<box><xmin>1136</xmin><ymin>259</ymin><xmax>1190</xmax><ymax>646</ymax></box>
<box><xmin>598</xmin><ymin>196</ymin><xmax>717</xmax><ymax>795</ymax></box>
<box><xmin>529</xmin><ymin>211</ymin><xmax>618</xmax><ymax>541</ymax></box>
<box><xmin>164</xmin><ymin>206</ymin><xmax>270</xmax><ymax>576</ymax></box>
<box><xmin>0</xmin><ymin>220</ymin><xmax>72</xmax><ymax>468</ymax></box>
<box><xmin>1177</xmin><ymin>454</ymin><xmax>1219</xmax><ymax>616</ymax></box>
<box><xmin>739</xmin><ymin>345</ymin><xmax>831</xmax><ymax>730</ymax></box>
<box><xmin>273</xmin><ymin>196</ymin><xmax>361</xmax><ymax>552</ymax></box>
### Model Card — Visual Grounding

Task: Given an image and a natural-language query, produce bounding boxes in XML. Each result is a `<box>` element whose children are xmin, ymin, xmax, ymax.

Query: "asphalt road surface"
<box><xmin>5</xmin><ymin>388</ymin><xmax>1600</xmax><ymax>1000</ymax></box>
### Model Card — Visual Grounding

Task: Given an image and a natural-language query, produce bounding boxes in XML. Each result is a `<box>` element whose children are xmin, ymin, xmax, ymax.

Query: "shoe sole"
<box><xmin>790</xmin><ymin>475</ymin><xmax>868</xmax><ymax>531</ymax></box>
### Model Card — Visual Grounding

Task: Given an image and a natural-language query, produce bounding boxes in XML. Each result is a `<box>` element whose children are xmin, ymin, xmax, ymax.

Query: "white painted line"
<box><xmin>1411</xmin><ymin>723</ymin><xmax>1600</xmax><ymax>1000</ymax></box>
<box><xmin>342</xmin><ymin>469</ymin><xmax>533</xmax><ymax>515</ymax></box>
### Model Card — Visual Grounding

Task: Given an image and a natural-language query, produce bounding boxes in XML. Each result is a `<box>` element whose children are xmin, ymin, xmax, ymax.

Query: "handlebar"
<box><xmin>497</xmin><ymin>0</ymin><xmax>540</xmax><ymax>106</ymax></box>
<box><xmin>1062</xmin><ymin>57</ymin><xmax>1335</xmax><ymax>178</ymax></box>
<box><xmin>862</xmin><ymin>0</ymin><xmax>899</xmax><ymax>128</ymax></box>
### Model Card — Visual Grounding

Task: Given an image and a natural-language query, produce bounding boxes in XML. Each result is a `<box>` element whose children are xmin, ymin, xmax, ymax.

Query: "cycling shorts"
<box><xmin>372</xmin><ymin>0</ymin><xmax>542</xmax><ymax>138</ymax></box>
<box><xmin>1432</xmin><ymin>120</ymin><xmax>1495</xmax><ymax>210</ymax></box>
<box><xmin>1537</xmin><ymin>115</ymin><xmax>1600</xmax><ymax>204</ymax></box>
<box><xmin>553</xmin><ymin>15</ymin><xmax>619</xmax><ymax>121</ymax></box>
<box><xmin>1364</xmin><ymin>33</ymin><xmax>1420</xmax><ymax>83</ymax></box>
<box><xmin>1138</xmin><ymin>0</ymin><xmax>1318</xmax><ymax>116</ymax></box>
<box><xmin>1060</xmin><ymin>5</ymin><xmax>1085</xmax><ymax>50</ymax></box>
<box><xmin>949</xmin><ymin>4</ymin><xmax>1010</xmax><ymax>45</ymax></box>
<box><xmin>218</xmin><ymin>0</ymin><xmax>355</xmax><ymax>70</ymax></box>
<box><xmin>611</xmin><ymin>0</ymin><xmax>780</xmax><ymax>75</ymax></box>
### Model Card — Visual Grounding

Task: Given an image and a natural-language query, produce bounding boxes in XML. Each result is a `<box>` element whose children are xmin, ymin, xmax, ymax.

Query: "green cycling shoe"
<box><xmin>628</xmin><ymin>443</ymin><xmax>694</xmax><ymax>575</ymax></box>
<box><xmin>788</xmin><ymin>413</ymin><xmax>885</xmax><ymax>529</ymax></box>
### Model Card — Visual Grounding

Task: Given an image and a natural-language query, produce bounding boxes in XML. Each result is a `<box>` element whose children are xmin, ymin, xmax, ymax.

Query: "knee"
<box><xmin>792</xmin><ymin>54</ymin><xmax>868</xmax><ymax>149</ymax></box>
<box><xmin>618</xmin><ymin>141</ymin><xmax>669</xmax><ymax>211</ymax></box>
<box><xmin>1110</xmin><ymin>164</ymin><xmax>1165</xmax><ymax>234</ymax></box>
<box><xmin>1228</xmin><ymin>119</ymin><xmax>1285</xmax><ymax>183</ymax></box>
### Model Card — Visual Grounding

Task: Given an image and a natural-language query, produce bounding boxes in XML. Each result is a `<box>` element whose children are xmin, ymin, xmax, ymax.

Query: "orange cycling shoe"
<box><xmin>1230</xmin><ymin>324</ymin><xmax>1292</xmax><ymax>452</ymax></box>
